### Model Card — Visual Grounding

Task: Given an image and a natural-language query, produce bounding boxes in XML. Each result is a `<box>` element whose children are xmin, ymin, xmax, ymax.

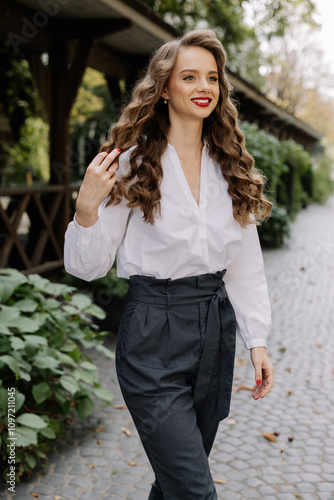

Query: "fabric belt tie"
<box><xmin>127</xmin><ymin>270</ymin><xmax>236</xmax><ymax>421</ymax></box>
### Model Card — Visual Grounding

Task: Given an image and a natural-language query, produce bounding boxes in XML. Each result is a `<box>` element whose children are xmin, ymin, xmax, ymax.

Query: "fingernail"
<box><xmin>116</xmin><ymin>148</ymin><xmax>121</xmax><ymax>152</ymax></box>
<box><xmin>257</xmin><ymin>380</ymin><xmax>262</xmax><ymax>385</ymax></box>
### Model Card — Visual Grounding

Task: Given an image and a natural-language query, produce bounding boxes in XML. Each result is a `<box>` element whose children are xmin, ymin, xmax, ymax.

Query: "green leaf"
<box><xmin>0</xmin><ymin>324</ymin><xmax>10</xmax><ymax>335</ymax></box>
<box><xmin>0</xmin><ymin>337</ymin><xmax>11</xmax><ymax>352</ymax></box>
<box><xmin>10</xmin><ymin>336</ymin><xmax>25</xmax><ymax>350</ymax></box>
<box><xmin>0</xmin><ymin>355</ymin><xmax>20</xmax><ymax>378</ymax></box>
<box><xmin>39</xmin><ymin>426</ymin><xmax>56</xmax><ymax>439</ymax></box>
<box><xmin>79</xmin><ymin>361</ymin><xmax>97</xmax><ymax>371</ymax></box>
<box><xmin>95</xmin><ymin>343</ymin><xmax>115</xmax><ymax>360</ymax></box>
<box><xmin>0</xmin><ymin>387</ymin><xmax>8</xmax><ymax>410</ymax></box>
<box><xmin>15</xmin><ymin>390</ymin><xmax>25</xmax><ymax>412</ymax></box>
<box><xmin>23</xmin><ymin>334</ymin><xmax>48</xmax><ymax>346</ymax></box>
<box><xmin>85</xmin><ymin>304</ymin><xmax>106</xmax><ymax>320</ymax></box>
<box><xmin>25</xmin><ymin>453</ymin><xmax>37</xmax><ymax>469</ymax></box>
<box><xmin>33</xmin><ymin>356</ymin><xmax>59</xmax><ymax>370</ymax></box>
<box><xmin>16</xmin><ymin>413</ymin><xmax>48</xmax><ymax>429</ymax></box>
<box><xmin>92</xmin><ymin>387</ymin><xmax>114</xmax><ymax>404</ymax></box>
<box><xmin>76</xmin><ymin>396</ymin><xmax>94</xmax><ymax>420</ymax></box>
<box><xmin>62</xmin><ymin>305</ymin><xmax>79</xmax><ymax>315</ymax></box>
<box><xmin>44</xmin><ymin>282</ymin><xmax>71</xmax><ymax>296</ymax></box>
<box><xmin>56</xmin><ymin>351</ymin><xmax>76</xmax><ymax>366</ymax></box>
<box><xmin>13</xmin><ymin>299</ymin><xmax>38</xmax><ymax>313</ymax></box>
<box><xmin>20</xmin><ymin>370</ymin><xmax>31</xmax><ymax>382</ymax></box>
<box><xmin>32</xmin><ymin>381</ymin><xmax>52</xmax><ymax>404</ymax></box>
<box><xmin>59</xmin><ymin>375</ymin><xmax>80</xmax><ymax>395</ymax></box>
<box><xmin>0</xmin><ymin>305</ymin><xmax>21</xmax><ymax>325</ymax></box>
<box><xmin>31</xmin><ymin>312</ymin><xmax>48</xmax><ymax>326</ymax></box>
<box><xmin>44</xmin><ymin>298</ymin><xmax>61</xmax><ymax>309</ymax></box>
<box><xmin>70</xmin><ymin>293</ymin><xmax>93</xmax><ymax>310</ymax></box>
<box><xmin>15</xmin><ymin>317</ymin><xmax>40</xmax><ymax>333</ymax></box>
<box><xmin>27</xmin><ymin>273</ymin><xmax>50</xmax><ymax>291</ymax></box>
<box><xmin>0</xmin><ymin>269</ymin><xmax>27</xmax><ymax>302</ymax></box>
<box><xmin>15</xmin><ymin>426</ymin><xmax>38</xmax><ymax>447</ymax></box>
<box><xmin>73</xmin><ymin>368</ymin><xmax>98</xmax><ymax>385</ymax></box>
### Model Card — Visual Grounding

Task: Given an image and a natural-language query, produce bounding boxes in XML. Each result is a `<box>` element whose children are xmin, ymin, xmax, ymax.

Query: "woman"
<box><xmin>64</xmin><ymin>29</ymin><xmax>274</xmax><ymax>500</ymax></box>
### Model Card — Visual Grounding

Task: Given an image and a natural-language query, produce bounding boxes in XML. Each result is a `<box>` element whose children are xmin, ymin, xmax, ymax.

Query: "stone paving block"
<box><xmin>224</xmin><ymin>479</ymin><xmax>244</xmax><ymax>492</ymax></box>
<box><xmin>297</xmin><ymin>482</ymin><xmax>316</xmax><ymax>493</ymax></box>
<box><xmin>318</xmin><ymin>483</ymin><xmax>334</xmax><ymax>492</ymax></box>
<box><xmin>29</xmin><ymin>483</ymin><xmax>55</xmax><ymax>495</ymax></box>
<box><xmin>78</xmin><ymin>490</ymin><xmax>106</xmax><ymax>500</ymax></box>
<box><xmin>258</xmin><ymin>484</ymin><xmax>278</xmax><ymax>495</ymax></box>
<box><xmin>126</xmin><ymin>489</ymin><xmax>151</xmax><ymax>500</ymax></box>
<box><xmin>107</xmin><ymin>482</ymin><xmax>134</xmax><ymax>496</ymax></box>
<box><xmin>300</xmin><ymin>472</ymin><xmax>324</xmax><ymax>483</ymax></box>
<box><xmin>317</xmin><ymin>494</ymin><xmax>334</xmax><ymax>500</ymax></box>
<box><xmin>53</xmin><ymin>485</ymin><xmax>82</xmax><ymax>498</ymax></box>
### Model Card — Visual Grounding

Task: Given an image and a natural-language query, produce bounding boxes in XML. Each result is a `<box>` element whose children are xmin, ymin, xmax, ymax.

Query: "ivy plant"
<box><xmin>0</xmin><ymin>268</ymin><xmax>114</xmax><ymax>482</ymax></box>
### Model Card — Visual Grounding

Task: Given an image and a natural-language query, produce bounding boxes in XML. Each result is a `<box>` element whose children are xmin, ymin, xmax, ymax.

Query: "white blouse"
<box><xmin>64</xmin><ymin>143</ymin><xmax>271</xmax><ymax>349</ymax></box>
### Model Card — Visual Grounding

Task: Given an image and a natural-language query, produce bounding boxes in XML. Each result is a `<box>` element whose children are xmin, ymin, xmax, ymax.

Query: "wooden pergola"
<box><xmin>0</xmin><ymin>0</ymin><xmax>322</xmax><ymax>275</ymax></box>
<box><xmin>0</xmin><ymin>0</ymin><xmax>179</xmax><ymax>274</ymax></box>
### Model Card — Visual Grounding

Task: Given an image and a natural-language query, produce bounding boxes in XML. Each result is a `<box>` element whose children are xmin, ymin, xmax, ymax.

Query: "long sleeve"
<box><xmin>64</xmin><ymin>198</ymin><xmax>131</xmax><ymax>281</ymax></box>
<box><xmin>224</xmin><ymin>222</ymin><xmax>272</xmax><ymax>350</ymax></box>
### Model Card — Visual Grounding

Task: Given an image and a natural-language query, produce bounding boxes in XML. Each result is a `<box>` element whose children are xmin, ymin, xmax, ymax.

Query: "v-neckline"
<box><xmin>168</xmin><ymin>143</ymin><xmax>207</xmax><ymax>210</ymax></box>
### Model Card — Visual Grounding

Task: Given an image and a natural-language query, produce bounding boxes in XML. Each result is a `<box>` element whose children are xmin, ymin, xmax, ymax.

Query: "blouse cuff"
<box><xmin>245</xmin><ymin>338</ymin><xmax>268</xmax><ymax>350</ymax></box>
<box><xmin>73</xmin><ymin>213</ymin><xmax>101</xmax><ymax>234</ymax></box>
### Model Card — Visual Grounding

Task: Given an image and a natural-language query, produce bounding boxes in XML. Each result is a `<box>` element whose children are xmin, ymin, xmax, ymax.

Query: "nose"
<box><xmin>197</xmin><ymin>78</ymin><xmax>210</xmax><ymax>92</ymax></box>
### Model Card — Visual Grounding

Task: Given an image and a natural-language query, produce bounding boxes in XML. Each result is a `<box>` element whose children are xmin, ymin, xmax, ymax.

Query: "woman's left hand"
<box><xmin>250</xmin><ymin>346</ymin><xmax>274</xmax><ymax>400</ymax></box>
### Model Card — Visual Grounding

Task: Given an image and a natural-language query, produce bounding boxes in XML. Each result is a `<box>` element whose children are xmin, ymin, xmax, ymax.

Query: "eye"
<box><xmin>183</xmin><ymin>75</ymin><xmax>194</xmax><ymax>81</ymax></box>
<box><xmin>208</xmin><ymin>76</ymin><xmax>218</xmax><ymax>82</ymax></box>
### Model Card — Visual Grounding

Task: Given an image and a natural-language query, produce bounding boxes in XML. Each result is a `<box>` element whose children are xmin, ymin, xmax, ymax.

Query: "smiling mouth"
<box><xmin>191</xmin><ymin>98</ymin><xmax>212</xmax><ymax>107</ymax></box>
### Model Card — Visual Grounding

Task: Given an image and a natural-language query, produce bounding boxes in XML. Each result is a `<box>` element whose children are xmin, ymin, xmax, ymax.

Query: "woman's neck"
<box><xmin>167</xmin><ymin>120</ymin><xmax>204</xmax><ymax>159</ymax></box>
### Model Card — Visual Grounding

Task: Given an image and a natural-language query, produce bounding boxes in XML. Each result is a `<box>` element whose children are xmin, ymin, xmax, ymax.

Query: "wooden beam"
<box><xmin>49</xmin><ymin>18</ymin><xmax>132</xmax><ymax>40</ymax></box>
<box><xmin>67</xmin><ymin>37</ymin><xmax>94</xmax><ymax>112</ymax></box>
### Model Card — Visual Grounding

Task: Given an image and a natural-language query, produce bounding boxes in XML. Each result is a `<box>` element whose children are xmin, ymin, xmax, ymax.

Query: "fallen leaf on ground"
<box><xmin>317</xmin><ymin>344</ymin><xmax>322</xmax><ymax>348</ymax></box>
<box><xmin>235</xmin><ymin>358</ymin><xmax>247</xmax><ymax>366</ymax></box>
<box><xmin>313</xmin><ymin>409</ymin><xmax>323</xmax><ymax>415</ymax></box>
<box><xmin>97</xmin><ymin>440</ymin><xmax>102</xmax><ymax>445</ymax></box>
<box><xmin>213</xmin><ymin>479</ymin><xmax>227</xmax><ymax>484</ymax></box>
<box><xmin>54</xmin><ymin>496</ymin><xmax>61</xmax><ymax>500</ymax></box>
<box><xmin>114</xmin><ymin>404</ymin><xmax>127</xmax><ymax>409</ymax></box>
<box><xmin>227</xmin><ymin>418</ymin><xmax>237</xmax><ymax>425</ymax></box>
<box><xmin>286</xmin><ymin>390</ymin><xmax>293</xmax><ymax>396</ymax></box>
<box><xmin>31</xmin><ymin>495</ymin><xmax>40</xmax><ymax>498</ymax></box>
<box><xmin>288</xmin><ymin>436</ymin><xmax>294</xmax><ymax>442</ymax></box>
<box><xmin>121</xmin><ymin>426</ymin><xmax>131</xmax><ymax>436</ymax></box>
<box><xmin>128</xmin><ymin>461</ymin><xmax>138</xmax><ymax>466</ymax></box>
<box><xmin>261</xmin><ymin>431</ymin><xmax>277</xmax><ymax>442</ymax></box>
<box><xmin>94</xmin><ymin>426</ymin><xmax>104</xmax><ymax>433</ymax></box>
<box><xmin>88</xmin><ymin>464</ymin><xmax>96</xmax><ymax>468</ymax></box>
<box><xmin>274</xmin><ymin>431</ymin><xmax>280</xmax><ymax>437</ymax></box>
<box><xmin>234</xmin><ymin>385</ymin><xmax>253</xmax><ymax>392</ymax></box>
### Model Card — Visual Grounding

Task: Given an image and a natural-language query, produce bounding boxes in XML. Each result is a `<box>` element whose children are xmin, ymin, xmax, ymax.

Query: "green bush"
<box><xmin>0</xmin><ymin>269</ymin><xmax>114</xmax><ymax>482</ymax></box>
<box><xmin>258</xmin><ymin>204</ymin><xmax>291</xmax><ymax>248</ymax></box>
<box><xmin>62</xmin><ymin>264</ymin><xmax>129</xmax><ymax>301</ymax></box>
<box><xmin>312</xmin><ymin>155</ymin><xmax>334</xmax><ymax>204</ymax></box>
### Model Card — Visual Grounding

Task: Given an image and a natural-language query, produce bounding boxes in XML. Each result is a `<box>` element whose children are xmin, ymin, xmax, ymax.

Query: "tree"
<box><xmin>0</xmin><ymin>41</ymin><xmax>42</xmax><ymax>142</ymax></box>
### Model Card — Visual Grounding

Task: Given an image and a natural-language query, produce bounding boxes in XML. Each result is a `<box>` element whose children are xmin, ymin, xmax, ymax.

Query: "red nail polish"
<box><xmin>257</xmin><ymin>379</ymin><xmax>261</xmax><ymax>385</ymax></box>
<box><xmin>116</xmin><ymin>148</ymin><xmax>121</xmax><ymax>152</ymax></box>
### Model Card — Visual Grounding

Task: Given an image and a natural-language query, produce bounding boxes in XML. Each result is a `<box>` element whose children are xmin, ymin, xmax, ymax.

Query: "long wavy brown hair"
<box><xmin>100</xmin><ymin>29</ymin><xmax>272</xmax><ymax>226</ymax></box>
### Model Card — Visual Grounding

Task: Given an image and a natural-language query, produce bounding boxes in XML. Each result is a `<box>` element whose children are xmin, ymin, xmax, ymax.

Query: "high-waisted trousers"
<box><xmin>115</xmin><ymin>270</ymin><xmax>236</xmax><ymax>500</ymax></box>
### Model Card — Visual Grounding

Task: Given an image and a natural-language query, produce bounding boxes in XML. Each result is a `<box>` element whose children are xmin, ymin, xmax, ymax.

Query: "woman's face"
<box><xmin>162</xmin><ymin>46</ymin><xmax>219</xmax><ymax>124</ymax></box>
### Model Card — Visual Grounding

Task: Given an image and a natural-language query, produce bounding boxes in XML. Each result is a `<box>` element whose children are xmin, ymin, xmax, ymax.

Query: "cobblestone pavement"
<box><xmin>2</xmin><ymin>199</ymin><xmax>334</xmax><ymax>500</ymax></box>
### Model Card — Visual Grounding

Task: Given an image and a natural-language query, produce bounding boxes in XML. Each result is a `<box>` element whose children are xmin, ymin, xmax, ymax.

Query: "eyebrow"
<box><xmin>178</xmin><ymin>69</ymin><xmax>218</xmax><ymax>75</ymax></box>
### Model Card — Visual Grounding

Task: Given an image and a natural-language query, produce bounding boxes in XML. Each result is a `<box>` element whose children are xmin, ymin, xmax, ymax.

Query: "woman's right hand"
<box><xmin>75</xmin><ymin>148</ymin><xmax>121</xmax><ymax>227</ymax></box>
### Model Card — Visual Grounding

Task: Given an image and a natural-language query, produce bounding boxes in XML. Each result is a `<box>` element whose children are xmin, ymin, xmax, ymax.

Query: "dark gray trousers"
<box><xmin>115</xmin><ymin>271</ymin><xmax>236</xmax><ymax>500</ymax></box>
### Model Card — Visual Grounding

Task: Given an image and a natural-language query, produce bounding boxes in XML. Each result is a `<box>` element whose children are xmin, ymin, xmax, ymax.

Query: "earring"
<box><xmin>164</xmin><ymin>99</ymin><xmax>167</xmax><ymax>104</ymax></box>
